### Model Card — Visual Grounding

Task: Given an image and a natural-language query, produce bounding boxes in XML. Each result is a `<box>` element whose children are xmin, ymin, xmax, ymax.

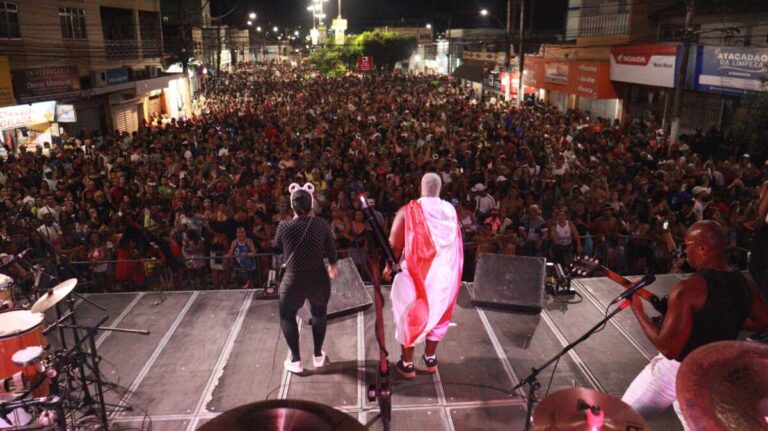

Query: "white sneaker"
<box><xmin>313</xmin><ymin>351</ymin><xmax>326</xmax><ymax>368</ymax></box>
<box><xmin>284</xmin><ymin>358</ymin><xmax>303</xmax><ymax>374</ymax></box>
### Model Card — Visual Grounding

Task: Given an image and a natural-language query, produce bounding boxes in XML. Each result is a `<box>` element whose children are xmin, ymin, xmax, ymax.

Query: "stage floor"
<box><xmin>58</xmin><ymin>275</ymin><xmax>687</xmax><ymax>431</ymax></box>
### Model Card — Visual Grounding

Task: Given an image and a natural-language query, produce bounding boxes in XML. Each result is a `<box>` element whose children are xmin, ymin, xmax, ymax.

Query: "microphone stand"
<box><xmin>358</xmin><ymin>193</ymin><xmax>395</xmax><ymax>431</ymax></box>
<box><xmin>510</xmin><ymin>273</ymin><xmax>656</xmax><ymax>431</ymax></box>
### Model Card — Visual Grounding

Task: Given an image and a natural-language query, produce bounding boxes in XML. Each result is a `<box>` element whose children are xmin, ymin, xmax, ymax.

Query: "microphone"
<box><xmin>0</xmin><ymin>248</ymin><xmax>32</xmax><ymax>268</ymax></box>
<box><xmin>614</xmin><ymin>273</ymin><xmax>656</xmax><ymax>304</ymax></box>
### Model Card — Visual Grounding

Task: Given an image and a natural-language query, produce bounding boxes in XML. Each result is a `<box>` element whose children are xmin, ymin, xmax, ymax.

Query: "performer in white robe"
<box><xmin>386</xmin><ymin>173</ymin><xmax>463</xmax><ymax>379</ymax></box>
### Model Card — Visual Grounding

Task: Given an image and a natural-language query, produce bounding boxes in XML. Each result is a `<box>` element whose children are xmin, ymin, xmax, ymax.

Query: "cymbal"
<box><xmin>534</xmin><ymin>387</ymin><xmax>649</xmax><ymax>430</ymax></box>
<box><xmin>198</xmin><ymin>399</ymin><xmax>365</xmax><ymax>431</ymax></box>
<box><xmin>30</xmin><ymin>278</ymin><xmax>77</xmax><ymax>313</ymax></box>
<box><xmin>677</xmin><ymin>340</ymin><xmax>768</xmax><ymax>431</ymax></box>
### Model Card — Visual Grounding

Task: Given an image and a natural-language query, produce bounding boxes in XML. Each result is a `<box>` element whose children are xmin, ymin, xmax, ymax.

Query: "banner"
<box><xmin>55</xmin><ymin>104</ymin><xmax>77</xmax><ymax>123</ymax></box>
<box><xmin>106</xmin><ymin>67</ymin><xmax>131</xmax><ymax>86</ymax></box>
<box><xmin>569</xmin><ymin>62</ymin><xmax>618</xmax><ymax>99</ymax></box>
<box><xmin>0</xmin><ymin>101</ymin><xmax>56</xmax><ymax>130</ymax></box>
<box><xmin>545</xmin><ymin>62</ymin><xmax>569</xmax><ymax>85</ymax></box>
<box><xmin>523</xmin><ymin>56</ymin><xmax>547</xmax><ymax>88</ymax></box>
<box><xmin>610</xmin><ymin>44</ymin><xmax>678</xmax><ymax>88</ymax></box>
<box><xmin>12</xmin><ymin>66</ymin><xmax>80</xmax><ymax>102</ymax></box>
<box><xmin>357</xmin><ymin>56</ymin><xmax>374</xmax><ymax>72</ymax></box>
<box><xmin>695</xmin><ymin>46</ymin><xmax>768</xmax><ymax>95</ymax></box>
<box><xmin>0</xmin><ymin>56</ymin><xmax>13</xmax><ymax>107</ymax></box>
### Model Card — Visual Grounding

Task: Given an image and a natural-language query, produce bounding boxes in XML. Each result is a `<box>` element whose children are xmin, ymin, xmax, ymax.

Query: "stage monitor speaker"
<box><xmin>299</xmin><ymin>257</ymin><xmax>372</xmax><ymax>321</ymax></box>
<box><xmin>470</xmin><ymin>253</ymin><xmax>546</xmax><ymax>313</ymax></box>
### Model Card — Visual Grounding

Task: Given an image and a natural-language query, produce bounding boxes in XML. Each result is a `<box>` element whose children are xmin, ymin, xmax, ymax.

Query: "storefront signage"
<box><xmin>12</xmin><ymin>67</ymin><xmax>80</xmax><ymax>102</ymax></box>
<box><xmin>55</xmin><ymin>104</ymin><xmax>77</xmax><ymax>123</ymax></box>
<box><xmin>695</xmin><ymin>46</ymin><xmax>768</xmax><ymax>95</ymax></box>
<box><xmin>545</xmin><ymin>62</ymin><xmax>569</xmax><ymax>85</ymax></box>
<box><xmin>0</xmin><ymin>101</ymin><xmax>56</xmax><ymax>130</ymax></box>
<box><xmin>0</xmin><ymin>56</ymin><xmax>14</xmax><ymax>107</ymax></box>
<box><xmin>106</xmin><ymin>67</ymin><xmax>131</xmax><ymax>86</ymax></box>
<box><xmin>569</xmin><ymin>61</ymin><xmax>617</xmax><ymax>99</ymax></box>
<box><xmin>610</xmin><ymin>44</ymin><xmax>678</xmax><ymax>88</ymax></box>
<box><xmin>525</xmin><ymin>57</ymin><xmax>617</xmax><ymax>100</ymax></box>
<box><xmin>357</xmin><ymin>56</ymin><xmax>375</xmax><ymax>72</ymax></box>
<box><xmin>523</xmin><ymin>57</ymin><xmax>547</xmax><ymax>88</ymax></box>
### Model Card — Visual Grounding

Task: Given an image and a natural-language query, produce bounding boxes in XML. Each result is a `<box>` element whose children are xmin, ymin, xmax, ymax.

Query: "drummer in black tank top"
<box><xmin>621</xmin><ymin>220</ymin><xmax>768</xmax><ymax>425</ymax></box>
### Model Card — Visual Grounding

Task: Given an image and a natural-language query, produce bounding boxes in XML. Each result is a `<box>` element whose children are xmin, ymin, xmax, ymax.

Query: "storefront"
<box><xmin>0</xmin><ymin>101</ymin><xmax>58</xmax><ymax>154</ymax></box>
<box><xmin>609</xmin><ymin>44</ymin><xmax>678</xmax><ymax>125</ymax></box>
<box><xmin>108</xmin><ymin>73</ymin><xmax>190</xmax><ymax>133</ymax></box>
<box><xmin>524</xmin><ymin>56</ymin><xmax>620</xmax><ymax>119</ymax></box>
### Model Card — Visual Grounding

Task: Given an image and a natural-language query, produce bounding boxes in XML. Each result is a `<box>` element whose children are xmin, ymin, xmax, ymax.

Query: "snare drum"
<box><xmin>0</xmin><ymin>310</ymin><xmax>48</xmax><ymax>396</ymax></box>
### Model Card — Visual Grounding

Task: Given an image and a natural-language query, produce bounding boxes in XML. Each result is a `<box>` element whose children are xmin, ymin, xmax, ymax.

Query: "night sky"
<box><xmin>217</xmin><ymin>0</ymin><xmax>568</xmax><ymax>36</ymax></box>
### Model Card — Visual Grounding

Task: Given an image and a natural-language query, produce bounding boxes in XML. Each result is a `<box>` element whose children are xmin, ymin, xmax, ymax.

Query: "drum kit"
<box><xmin>0</xmin><ymin>265</ymin><xmax>148</xmax><ymax>430</ymax></box>
<box><xmin>527</xmin><ymin>338</ymin><xmax>768</xmax><ymax>431</ymax></box>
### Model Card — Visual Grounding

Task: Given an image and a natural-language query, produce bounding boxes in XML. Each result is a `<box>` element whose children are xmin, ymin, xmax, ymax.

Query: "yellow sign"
<box><xmin>0</xmin><ymin>56</ymin><xmax>14</xmax><ymax>107</ymax></box>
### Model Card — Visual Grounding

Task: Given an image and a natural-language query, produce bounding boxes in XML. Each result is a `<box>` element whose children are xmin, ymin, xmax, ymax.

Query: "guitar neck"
<box><xmin>598</xmin><ymin>266</ymin><xmax>662</xmax><ymax>304</ymax></box>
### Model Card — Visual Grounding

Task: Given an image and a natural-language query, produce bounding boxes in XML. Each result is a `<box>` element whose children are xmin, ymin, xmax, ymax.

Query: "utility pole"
<box><xmin>670</xmin><ymin>0</ymin><xmax>695</xmax><ymax>147</ymax></box>
<box><xmin>516</xmin><ymin>0</ymin><xmax>525</xmax><ymax>108</ymax></box>
<box><xmin>504</xmin><ymin>0</ymin><xmax>512</xmax><ymax>100</ymax></box>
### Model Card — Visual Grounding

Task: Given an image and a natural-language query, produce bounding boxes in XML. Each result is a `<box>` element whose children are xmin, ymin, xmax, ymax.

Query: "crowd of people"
<box><xmin>1</xmin><ymin>61</ymin><xmax>765</xmax><ymax>292</ymax></box>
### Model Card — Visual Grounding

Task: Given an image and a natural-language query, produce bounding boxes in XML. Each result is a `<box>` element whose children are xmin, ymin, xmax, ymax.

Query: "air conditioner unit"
<box><xmin>145</xmin><ymin>65</ymin><xmax>160</xmax><ymax>78</ymax></box>
<box><xmin>89</xmin><ymin>70</ymin><xmax>108</xmax><ymax>88</ymax></box>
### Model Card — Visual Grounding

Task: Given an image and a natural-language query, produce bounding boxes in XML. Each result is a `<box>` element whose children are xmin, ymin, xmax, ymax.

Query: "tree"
<box><xmin>348</xmin><ymin>31</ymin><xmax>416</xmax><ymax>72</ymax></box>
<box><xmin>308</xmin><ymin>47</ymin><xmax>347</xmax><ymax>78</ymax></box>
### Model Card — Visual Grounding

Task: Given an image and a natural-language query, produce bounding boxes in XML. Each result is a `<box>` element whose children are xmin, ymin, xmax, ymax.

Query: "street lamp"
<box><xmin>273</xmin><ymin>26</ymin><xmax>279</xmax><ymax>32</ymax></box>
<box><xmin>480</xmin><ymin>8</ymin><xmax>489</xmax><ymax>16</ymax></box>
<box><xmin>426</xmin><ymin>23</ymin><xmax>432</xmax><ymax>29</ymax></box>
<box><xmin>247</xmin><ymin>20</ymin><xmax>252</xmax><ymax>26</ymax></box>
<box><xmin>249</xmin><ymin>12</ymin><xmax>256</xmax><ymax>20</ymax></box>
<box><xmin>256</xmin><ymin>26</ymin><xmax>262</xmax><ymax>32</ymax></box>
<box><xmin>294</xmin><ymin>30</ymin><xmax>300</xmax><ymax>36</ymax></box>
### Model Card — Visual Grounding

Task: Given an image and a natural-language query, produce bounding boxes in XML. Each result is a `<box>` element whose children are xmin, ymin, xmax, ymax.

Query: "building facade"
<box><xmin>0</xmin><ymin>0</ymin><xmax>192</xmax><ymax>151</ymax></box>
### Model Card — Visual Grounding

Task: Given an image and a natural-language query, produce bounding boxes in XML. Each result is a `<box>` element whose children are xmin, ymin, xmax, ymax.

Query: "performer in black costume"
<box><xmin>274</xmin><ymin>183</ymin><xmax>338</xmax><ymax>374</ymax></box>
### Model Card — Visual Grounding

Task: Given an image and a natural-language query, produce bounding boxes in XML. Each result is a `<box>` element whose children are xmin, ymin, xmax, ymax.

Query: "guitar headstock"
<box><xmin>568</xmin><ymin>255</ymin><xmax>601</xmax><ymax>277</ymax></box>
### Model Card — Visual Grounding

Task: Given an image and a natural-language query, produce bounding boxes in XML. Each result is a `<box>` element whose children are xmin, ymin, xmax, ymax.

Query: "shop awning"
<box><xmin>452</xmin><ymin>63</ymin><xmax>484</xmax><ymax>83</ymax></box>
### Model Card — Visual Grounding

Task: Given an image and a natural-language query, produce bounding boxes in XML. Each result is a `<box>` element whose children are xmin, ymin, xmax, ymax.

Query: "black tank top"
<box><xmin>676</xmin><ymin>269</ymin><xmax>752</xmax><ymax>361</ymax></box>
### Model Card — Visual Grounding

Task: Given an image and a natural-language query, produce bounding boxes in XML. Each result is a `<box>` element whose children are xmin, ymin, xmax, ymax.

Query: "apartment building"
<box><xmin>0</xmin><ymin>0</ymin><xmax>192</xmax><ymax>151</ymax></box>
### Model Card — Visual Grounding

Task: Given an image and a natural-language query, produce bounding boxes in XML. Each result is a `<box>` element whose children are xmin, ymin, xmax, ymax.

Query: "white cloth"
<box><xmin>391</xmin><ymin>197</ymin><xmax>463</xmax><ymax>346</ymax></box>
<box><xmin>621</xmin><ymin>353</ymin><xmax>690</xmax><ymax>430</ymax></box>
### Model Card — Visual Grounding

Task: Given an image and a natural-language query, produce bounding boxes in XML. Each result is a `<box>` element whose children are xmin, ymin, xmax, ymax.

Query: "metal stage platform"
<box><xmin>61</xmin><ymin>275</ymin><xmax>687</xmax><ymax>431</ymax></box>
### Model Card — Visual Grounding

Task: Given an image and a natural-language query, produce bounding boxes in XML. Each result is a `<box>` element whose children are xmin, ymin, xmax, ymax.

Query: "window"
<box><xmin>0</xmin><ymin>2</ymin><xmax>20</xmax><ymax>39</ymax></box>
<box><xmin>59</xmin><ymin>8</ymin><xmax>87</xmax><ymax>40</ymax></box>
<box><xmin>100</xmin><ymin>7</ymin><xmax>137</xmax><ymax>60</ymax></box>
<box><xmin>139</xmin><ymin>11</ymin><xmax>161</xmax><ymax>58</ymax></box>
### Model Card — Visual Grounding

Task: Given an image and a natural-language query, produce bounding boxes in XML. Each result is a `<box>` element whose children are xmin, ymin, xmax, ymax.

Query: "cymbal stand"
<box><xmin>510</xmin><ymin>300</ymin><xmax>633</xmax><ymax>430</ymax></box>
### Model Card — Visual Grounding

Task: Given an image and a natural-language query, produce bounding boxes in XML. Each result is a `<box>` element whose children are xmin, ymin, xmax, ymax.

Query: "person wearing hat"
<box><xmin>274</xmin><ymin>184</ymin><xmax>338</xmax><ymax>375</ymax></box>
<box><xmin>471</xmin><ymin>183</ymin><xmax>496</xmax><ymax>224</ymax></box>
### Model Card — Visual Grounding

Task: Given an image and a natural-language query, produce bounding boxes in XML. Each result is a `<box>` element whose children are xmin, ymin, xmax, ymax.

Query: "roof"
<box><xmin>452</xmin><ymin>63</ymin><xmax>484</xmax><ymax>83</ymax></box>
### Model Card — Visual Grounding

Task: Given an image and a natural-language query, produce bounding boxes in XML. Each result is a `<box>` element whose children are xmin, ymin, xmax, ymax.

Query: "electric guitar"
<box><xmin>569</xmin><ymin>256</ymin><xmax>669</xmax><ymax>315</ymax></box>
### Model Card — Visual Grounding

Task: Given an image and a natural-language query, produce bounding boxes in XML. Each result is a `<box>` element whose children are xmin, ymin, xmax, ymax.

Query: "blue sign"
<box><xmin>694</xmin><ymin>46</ymin><xmax>768</xmax><ymax>96</ymax></box>
<box><xmin>105</xmin><ymin>67</ymin><xmax>131</xmax><ymax>86</ymax></box>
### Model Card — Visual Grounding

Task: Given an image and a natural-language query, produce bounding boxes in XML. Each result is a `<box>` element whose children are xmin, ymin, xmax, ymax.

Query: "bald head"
<box><xmin>688</xmin><ymin>220</ymin><xmax>727</xmax><ymax>251</ymax></box>
<box><xmin>421</xmin><ymin>172</ymin><xmax>442</xmax><ymax>198</ymax></box>
<box><xmin>685</xmin><ymin>220</ymin><xmax>728</xmax><ymax>269</ymax></box>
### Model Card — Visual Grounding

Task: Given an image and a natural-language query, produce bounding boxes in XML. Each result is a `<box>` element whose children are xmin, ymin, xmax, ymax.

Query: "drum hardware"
<box><xmin>199</xmin><ymin>399</ymin><xmax>366</xmax><ymax>431</ymax></box>
<box><xmin>510</xmin><ymin>273</ymin><xmax>657</xmax><ymax>431</ymax></box>
<box><xmin>533</xmin><ymin>388</ymin><xmax>649</xmax><ymax>430</ymax></box>
<box><xmin>677</xmin><ymin>340</ymin><xmax>768</xmax><ymax>430</ymax></box>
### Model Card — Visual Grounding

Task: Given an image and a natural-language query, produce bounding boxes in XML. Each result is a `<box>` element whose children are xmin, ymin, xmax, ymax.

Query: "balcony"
<box><xmin>105</xmin><ymin>40</ymin><xmax>140</xmax><ymax>61</ymax></box>
<box><xmin>580</xmin><ymin>12</ymin><xmax>629</xmax><ymax>37</ymax></box>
